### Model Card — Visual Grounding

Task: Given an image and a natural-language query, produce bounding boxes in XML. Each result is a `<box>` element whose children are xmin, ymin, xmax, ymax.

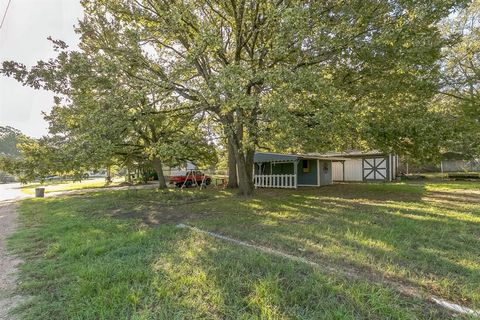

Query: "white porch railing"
<box><xmin>254</xmin><ymin>174</ymin><xmax>297</xmax><ymax>188</ymax></box>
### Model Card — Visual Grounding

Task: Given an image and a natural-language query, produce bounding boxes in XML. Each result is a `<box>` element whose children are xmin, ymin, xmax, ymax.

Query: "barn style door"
<box><xmin>363</xmin><ymin>157</ymin><xmax>388</xmax><ymax>181</ymax></box>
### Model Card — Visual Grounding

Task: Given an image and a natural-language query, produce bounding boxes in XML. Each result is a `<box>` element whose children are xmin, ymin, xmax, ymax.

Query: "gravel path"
<box><xmin>0</xmin><ymin>202</ymin><xmax>25</xmax><ymax>320</ymax></box>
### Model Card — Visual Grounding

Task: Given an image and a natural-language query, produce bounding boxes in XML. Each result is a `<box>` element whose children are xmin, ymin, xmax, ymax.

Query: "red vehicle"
<box><xmin>169</xmin><ymin>170</ymin><xmax>212</xmax><ymax>188</ymax></box>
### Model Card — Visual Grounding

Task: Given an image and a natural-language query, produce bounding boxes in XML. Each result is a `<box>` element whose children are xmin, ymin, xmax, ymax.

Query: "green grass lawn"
<box><xmin>8</xmin><ymin>182</ymin><xmax>480</xmax><ymax>319</ymax></box>
<box><xmin>20</xmin><ymin>178</ymin><xmax>125</xmax><ymax>195</ymax></box>
<box><xmin>418</xmin><ymin>172</ymin><xmax>480</xmax><ymax>179</ymax></box>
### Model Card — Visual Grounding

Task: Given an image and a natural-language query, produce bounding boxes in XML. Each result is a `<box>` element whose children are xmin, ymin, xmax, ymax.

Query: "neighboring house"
<box><xmin>164</xmin><ymin>161</ymin><xmax>197</xmax><ymax>177</ymax></box>
<box><xmin>440</xmin><ymin>152</ymin><xmax>480</xmax><ymax>172</ymax></box>
<box><xmin>253</xmin><ymin>151</ymin><xmax>399</xmax><ymax>189</ymax></box>
<box><xmin>85</xmin><ymin>169</ymin><xmax>108</xmax><ymax>178</ymax></box>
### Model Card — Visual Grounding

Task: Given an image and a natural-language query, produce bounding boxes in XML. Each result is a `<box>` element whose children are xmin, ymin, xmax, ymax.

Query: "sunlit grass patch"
<box><xmin>20</xmin><ymin>178</ymin><xmax>124</xmax><ymax>194</ymax></box>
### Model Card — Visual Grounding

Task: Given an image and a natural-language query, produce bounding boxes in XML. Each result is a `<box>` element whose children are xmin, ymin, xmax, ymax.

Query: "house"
<box><xmin>440</xmin><ymin>152</ymin><xmax>480</xmax><ymax>172</ymax></box>
<box><xmin>253</xmin><ymin>151</ymin><xmax>398</xmax><ymax>189</ymax></box>
<box><xmin>165</xmin><ymin>161</ymin><xmax>197</xmax><ymax>177</ymax></box>
<box><xmin>253</xmin><ymin>152</ymin><xmax>346</xmax><ymax>188</ymax></box>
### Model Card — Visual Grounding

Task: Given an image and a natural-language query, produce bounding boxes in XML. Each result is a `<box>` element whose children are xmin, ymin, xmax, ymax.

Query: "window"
<box><xmin>302</xmin><ymin>160</ymin><xmax>310</xmax><ymax>173</ymax></box>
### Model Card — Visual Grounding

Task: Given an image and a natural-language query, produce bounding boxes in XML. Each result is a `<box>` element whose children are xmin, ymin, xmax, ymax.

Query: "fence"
<box><xmin>254</xmin><ymin>174</ymin><xmax>297</xmax><ymax>188</ymax></box>
<box><xmin>441</xmin><ymin>160</ymin><xmax>480</xmax><ymax>172</ymax></box>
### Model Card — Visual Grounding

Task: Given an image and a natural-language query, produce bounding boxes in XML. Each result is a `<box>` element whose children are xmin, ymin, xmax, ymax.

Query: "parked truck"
<box><xmin>168</xmin><ymin>170</ymin><xmax>212</xmax><ymax>188</ymax></box>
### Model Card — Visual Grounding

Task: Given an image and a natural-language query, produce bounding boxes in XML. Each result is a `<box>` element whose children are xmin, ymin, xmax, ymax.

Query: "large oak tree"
<box><xmin>2</xmin><ymin>0</ymin><xmax>465</xmax><ymax>194</ymax></box>
<box><xmin>72</xmin><ymin>0</ymin><xmax>462</xmax><ymax>195</ymax></box>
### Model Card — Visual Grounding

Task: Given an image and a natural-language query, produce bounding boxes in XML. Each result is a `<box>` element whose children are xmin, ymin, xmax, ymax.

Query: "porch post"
<box><xmin>293</xmin><ymin>160</ymin><xmax>298</xmax><ymax>188</ymax></box>
<box><xmin>317</xmin><ymin>159</ymin><xmax>321</xmax><ymax>186</ymax></box>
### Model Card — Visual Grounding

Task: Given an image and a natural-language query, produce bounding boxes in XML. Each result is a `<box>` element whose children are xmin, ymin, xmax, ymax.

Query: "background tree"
<box><xmin>437</xmin><ymin>0</ymin><xmax>480</xmax><ymax>157</ymax></box>
<box><xmin>0</xmin><ymin>126</ymin><xmax>22</xmax><ymax>157</ymax></box>
<box><xmin>0</xmin><ymin>126</ymin><xmax>23</xmax><ymax>182</ymax></box>
<box><xmin>0</xmin><ymin>136</ymin><xmax>81</xmax><ymax>184</ymax></box>
<box><xmin>2</xmin><ymin>43</ymin><xmax>217</xmax><ymax>188</ymax></box>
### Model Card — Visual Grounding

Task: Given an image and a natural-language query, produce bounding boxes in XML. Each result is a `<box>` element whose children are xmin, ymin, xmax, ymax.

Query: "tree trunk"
<box><xmin>235</xmin><ymin>149</ymin><xmax>254</xmax><ymax>196</ymax></box>
<box><xmin>106</xmin><ymin>165</ymin><xmax>112</xmax><ymax>183</ymax></box>
<box><xmin>126</xmin><ymin>166</ymin><xmax>133</xmax><ymax>183</ymax></box>
<box><xmin>223</xmin><ymin>113</ymin><xmax>255</xmax><ymax>196</ymax></box>
<box><xmin>226</xmin><ymin>136</ymin><xmax>238</xmax><ymax>188</ymax></box>
<box><xmin>152</xmin><ymin>157</ymin><xmax>167</xmax><ymax>189</ymax></box>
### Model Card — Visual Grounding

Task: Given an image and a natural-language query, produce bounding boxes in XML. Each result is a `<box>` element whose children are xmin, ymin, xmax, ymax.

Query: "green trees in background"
<box><xmin>0</xmin><ymin>126</ymin><xmax>22</xmax><ymax>157</ymax></box>
<box><xmin>0</xmin><ymin>128</ymin><xmax>90</xmax><ymax>184</ymax></box>
<box><xmin>2</xmin><ymin>41</ymin><xmax>217</xmax><ymax>187</ymax></box>
<box><xmin>437</xmin><ymin>0</ymin><xmax>480</xmax><ymax>158</ymax></box>
<box><xmin>0</xmin><ymin>126</ymin><xmax>22</xmax><ymax>183</ymax></box>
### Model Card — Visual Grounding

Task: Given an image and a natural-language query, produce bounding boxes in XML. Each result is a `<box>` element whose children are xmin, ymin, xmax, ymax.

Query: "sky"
<box><xmin>0</xmin><ymin>0</ymin><xmax>83</xmax><ymax>138</ymax></box>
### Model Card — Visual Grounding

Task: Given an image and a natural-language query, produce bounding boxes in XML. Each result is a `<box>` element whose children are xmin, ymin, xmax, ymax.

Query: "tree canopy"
<box><xmin>1</xmin><ymin>0</ymin><xmax>469</xmax><ymax>193</ymax></box>
<box><xmin>0</xmin><ymin>126</ymin><xmax>22</xmax><ymax>157</ymax></box>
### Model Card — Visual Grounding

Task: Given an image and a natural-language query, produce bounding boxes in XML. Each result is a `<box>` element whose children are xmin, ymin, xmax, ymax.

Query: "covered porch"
<box><xmin>253</xmin><ymin>152</ymin><xmax>345</xmax><ymax>189</ymax></box>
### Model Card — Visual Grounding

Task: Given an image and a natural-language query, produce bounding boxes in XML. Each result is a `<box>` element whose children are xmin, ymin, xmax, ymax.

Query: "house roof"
<box><xmin>308</xmin><ymin>150</ymin><xmax>388</xmax><ymax>157</ymax></box>
<box><xmin>254</xmin><ymin>152</ymin><xmax>347</xmax><ymax>163</ymax></box>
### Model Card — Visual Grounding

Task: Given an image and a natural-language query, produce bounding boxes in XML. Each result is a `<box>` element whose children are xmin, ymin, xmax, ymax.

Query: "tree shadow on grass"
<box><xmin>41</xmin><ymin>184</ymin><xmax>479</xmax><ymax>310</ymax></box>
<box><xmin>148</xmin><ymin>229</ymin><xmax>454</xmax><ymax>319</ymax></box>
<box><xmin>190</xmin><ymin>183</ymin><xmax>480</xmax><ymax>309</ymax></box>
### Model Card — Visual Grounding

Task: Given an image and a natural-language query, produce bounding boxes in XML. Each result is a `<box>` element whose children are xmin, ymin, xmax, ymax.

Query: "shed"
<box><xmin>253</xmin><ymin>152</ymin><xmax>346</xmax><ymax>189</ymax></box>
<box><xmin>312</xmin><ymin>151</ymin><xmax>399</xmax><ymax>182</ymax></box>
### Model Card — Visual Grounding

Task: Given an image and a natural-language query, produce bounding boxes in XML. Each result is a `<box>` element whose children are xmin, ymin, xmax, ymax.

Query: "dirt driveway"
<box><xmin>0</xmin><ymin>202</ymin><xmax>25</xmax><ymax>320</ymax></box>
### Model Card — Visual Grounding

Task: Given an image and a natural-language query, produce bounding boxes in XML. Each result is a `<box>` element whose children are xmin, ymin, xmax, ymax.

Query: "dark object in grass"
<box><xmin>35</xmin><ymin>187</ymin><xmax>45</xmax><ymax>198</ymax></box>
<box><xmin>447</xmin><ymin>173</ymin><xmax>480</xmax><ymax>180</ymax></box>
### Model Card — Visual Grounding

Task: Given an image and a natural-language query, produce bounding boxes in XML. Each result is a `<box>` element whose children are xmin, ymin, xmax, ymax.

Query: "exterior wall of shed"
<box><xmin>297</xmin><ymin>160</ymin><xmax>318</xmax><ymax>186</ymax></box>
<box><xmin>333</xmin><ymin>159</ymin><xmax>363</xmax><ymax>181</ymax></box>
<box><xmin>271</xmin><ymin>162</ymin><xmax>295</xmax><ymax>174</ymax></box>
<box><xmin>332</xmin><ymin>155</ymin><xmax>398</xmax><ymax>182</ymax></box>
